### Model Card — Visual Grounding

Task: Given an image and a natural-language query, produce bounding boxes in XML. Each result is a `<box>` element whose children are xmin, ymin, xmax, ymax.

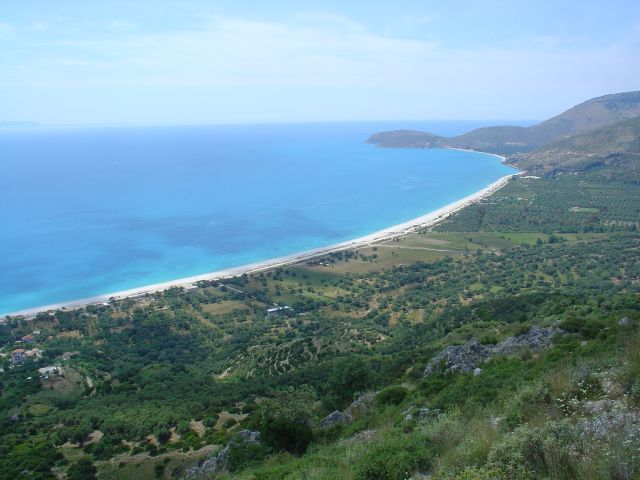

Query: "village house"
<box><xmin>266</xmin><ymin>305</ymin><xmax>292</xmax><ymax>317</ymax></box>
<box><xmin>38</xmin><ymin>365</ymin><xmax>63</xmax><ymax>378</ymax></box>
<box><xmin>11</xmin><ymin>349</ymin><xmax>26</xmax><ymax>366</ymax></box>
<box><xmin>25</xmin><ymin>348</ymin><xmax>44</xmax><ymax>360</ymax></box>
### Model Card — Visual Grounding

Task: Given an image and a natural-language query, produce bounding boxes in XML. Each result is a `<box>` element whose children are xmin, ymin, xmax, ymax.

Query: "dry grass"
<box><xmin>201</xmin><ymin>301</ymin><xmax>249</xmax><ymax>315</ymax></box>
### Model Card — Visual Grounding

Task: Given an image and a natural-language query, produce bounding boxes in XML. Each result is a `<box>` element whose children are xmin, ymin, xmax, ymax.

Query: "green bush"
<box><xmin>67</xmin><ymin>457</ymin><xmax>97</xmax><ymax>480</ymax></box>
<box><xmin>355</xmin><ymin>433</ymin><xmax>433</xmax><ymax>480</ymax></box>
<box><xmin>324</xmin><ymin>357</ymin><xmax>373</xmax><ymax>410</ymax></box>
<box><xmin>226</xmin><ymin>442</ymin><xmax>271</xmax><ymax>472</ymax></box>
<box><xmin>261</xmin><ymin>418</ymin><xmax>313</xmax><ymax>455</ymax></box>
<box><xmin>376</xmin><ymin>386</ymin><xmax>408</xmax><ymax>406</ymax></box>
<box><xmin>479</xmin><ymin>333</ymin><xmax>499</xmax><ymax>345</ymax></box>
<box><xmin>560</xmin><ymin>316</ymin><xmax>606</xmax><ymax>339</ymax></box>
<box><xmin>503</xmin><ymin>380</ymin><xmax>551</xmax><ymax>429</ymax></box>
<box><xmin>487</xmin><ymin>421</ymin><xmax>577</xmax><ymax>479</ymax></box>
<box><xmin>436</xmin><ymin>466</ymin><xmax>507</xmax><ymax>480</ymax></box>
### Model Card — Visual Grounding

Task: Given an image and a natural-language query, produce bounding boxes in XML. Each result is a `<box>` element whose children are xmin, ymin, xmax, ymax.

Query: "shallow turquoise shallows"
<box><xmin>0</xmin><ymin>122</ymin><xmax>516</xmax><ymax>313</ymax></box>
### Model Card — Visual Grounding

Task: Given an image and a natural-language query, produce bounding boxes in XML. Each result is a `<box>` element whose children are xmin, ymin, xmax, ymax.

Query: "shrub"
<box><xmin>479</xmin><ymin>333</ymin><xmax>499</xmax><ymax>345</ymax></box>
<box><xmin>503</xmin><ymin>380</ymin><xmax>552</xmax><ymax>429</ymax></box>
<box><xmin>435</xmin><ymin>466</ymin><xmax>507</xmax><ymax>480</ymax></box>
<box><xmin>225</xmin><ymin>442</ymin><xmax>271</xmax><ymax>472</ymax></box>
<box><xmin>67</xmin><ymin>457</ymin><xmax>97</xmax><ymax>480</ymax></box>
<box><xmin>487</xmin><ymin>421</ymin><xmax>577</xmax><ymax>479</ymax></box>
<box><xmin>261</xmin><ymin>418</ymin><xmax>313</xmax><ymax>456</ymax></box>
<box><xmin>560</xmin><ymin>316</ymin><xmax>606</xmax><ymax>339</ymax></box>
<box><xmin>355</xmin><ymin>433</ymin><xmax>433</xmax><ymax>480</ymax></box>
<box><xmin>157</xmin><ymin>430</ymin><xmax>171</xmax><ymax>445</ymax></box>
<box><xmin>376</xmin><ymin>386</ymin><xmax>408</xmax><ymax>406</ymax></box>
<box><xmin>325</xmin><ymin>357</ymin><xmax>373</xmax><ymax>410</ymax></box>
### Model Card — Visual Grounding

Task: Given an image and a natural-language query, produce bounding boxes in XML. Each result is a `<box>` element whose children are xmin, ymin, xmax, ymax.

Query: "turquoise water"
<box><xmin>0</xmin><ymin>122</ymin><xmax>516</xmax><ymax>313</ymax></box>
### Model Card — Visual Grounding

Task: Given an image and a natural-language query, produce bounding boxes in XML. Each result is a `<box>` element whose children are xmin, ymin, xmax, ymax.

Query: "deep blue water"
<box><xmin>0</xmin><ymin>121</ymin><xmax>517</xmax><ymax>313</ymax></box>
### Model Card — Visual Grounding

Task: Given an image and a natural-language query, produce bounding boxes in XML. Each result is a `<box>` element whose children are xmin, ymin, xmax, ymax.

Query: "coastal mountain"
<box><xmin>448</xmin><ymin>90</ymin><xmax>640</xmax><ymax>153</ymax></box>
<box><xmin>367</xmin><ymin>91</ymin><xmax>640</xmax><ymax>154</ymax></box>
<box><xmin>365</xmin><ymin>129</ymin><xmax>443</xmax><ymax>148</ymax></box>
<box><xmin>517</xmin><ymin>116</ymin><xmax>640</xmax><ymax>180</ymax></box>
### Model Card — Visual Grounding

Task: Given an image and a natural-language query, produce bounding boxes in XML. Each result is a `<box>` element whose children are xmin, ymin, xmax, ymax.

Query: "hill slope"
<box><xmin>367</xmin><ymin>91</ymin><xmax>640</xmax><ymax>155</ymax></box>
<box><xmin>448</xmin><ymin>90</ymin><xmax>640</xmax><ymax>153</ymax></box>
<box><xmin>517</xmin><ymin>116</ymin><xmax>640</xmax><ymax>179</ymax></box>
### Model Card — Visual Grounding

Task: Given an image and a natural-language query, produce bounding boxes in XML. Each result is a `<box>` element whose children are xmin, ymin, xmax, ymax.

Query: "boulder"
<box><xmin>423</xmin><ymin>339</ymin><xmax>492</xmax><ymax>377</ymax></box>
<box><xmin>317</xmin><ymin>392</ymin><xmax>376</xmax><ymax>430</ymax></box>
<box><xmin>584</xmin><ymin>399</ymin><xmax>616</xmax><ymax>415</ymax></box>
<box><xmin>402</xmin><ymin>405</ymin><xmax>441</xmax><ymax>421</ymax></box>
<box><xmin>236</xmin><ymin>429</ymin><xmax>260</xmax><ymax>444</ymax></box>
<box><xmin>494</xmin><ymin>326</ymin><xmax>562</xmax><ymax>355</ymax></box>
<box><xmin>319</xmin><ymin>410</ymin><xmax>353</xmax><ymax>429</ymax></box>
<box><xmin>424</xmin><ymin>327</ymin><xmax>563</xmax><ymax>378</ymax></box>
<box><xmin>348</xmin><ymin>392</ymin><xmax>377</xmax><ymax>417</ymax></box>
<box><xmin>185</xmin><ymin>430</ymin><xmax>260</xmax><ymax>478</ymax></box>
<box><xmin>341</xmin><ymin>428</ymin><xmax>377</xmax><ymax>444</ymax></box>
<box><xmin>580</xmin><ymin>410</ymin><xmax>640</xmax><ymax>441</ymax></box>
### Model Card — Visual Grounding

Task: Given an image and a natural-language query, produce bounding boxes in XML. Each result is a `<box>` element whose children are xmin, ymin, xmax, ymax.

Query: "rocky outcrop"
<box><xmin>580</xmin><ymin>409</ymin><xmax>640</xmax><ymax>441</ymax></box>
<box><xmin>424</xmin><ymin>327</ymin><xmax>563</xmax><ymax>378</ymax></box>
<box><xmin>349</xmin><ymin>392</ymin><xmax>376</xmax><ymax>417</ymax></box>
<box><xmin>494</xmin><ymin>326</ymin><xmax>560</xmax><ymax>355</ymax></box>
<box><xmin>423</xmin><ymin>340</ymin><xmax>491</xmax><ymax>377</ymax></box>
<box><xmin>341</xmin><ymin>428</ymin><xmax>378</xmax><ymax>444</ymax></box>
<box><xmin>401</xmin><ymin>405</ymin><xmax>442</xmax><ymax>422</ymax></box>
<box><xmin>318</xmin><ymin>392</ymin><xmax>377</xmax><ymax>430</ymax></box>
<box><xmin>185</xmin><ymin>430</ymin><xmax>260</xmax><ymax>478</ymax></box>
<box><xmin>319</xmin><ymin>410</ymin><xmax>353</xmax><ymax>429</ymax></box>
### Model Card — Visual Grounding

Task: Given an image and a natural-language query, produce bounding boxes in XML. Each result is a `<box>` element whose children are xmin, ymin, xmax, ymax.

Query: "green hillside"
<box><xmin>2</xmin><ymin>169</ymin><xmax>639</xmax><ymax>479</ymax></box>
<box><xmin>448</xmin><ymin>90</ymin><xmax>640</xmax><ymax>153</ymax></box>
<box><xmin>367</xmin><ymin>91</ymin><xmax>640</xmax><ymax>155</ymax></box>
<box><xmin>515</xmin><ymin>116</ymin><xmax>640</xmax><ymax>180</ymax></box>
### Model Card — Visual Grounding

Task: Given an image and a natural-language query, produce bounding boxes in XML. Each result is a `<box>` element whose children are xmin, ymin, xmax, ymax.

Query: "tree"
<box><xmin>325</xmin><ymin>356</ymin><xmax>373</xmax><ymax>409</ymax></box>
<box><xmin>253</xmin><ymin>385</ymin><xmax>317</xmax><ymax>455</ymax></box>
<box><xmin>67</xmin><ymin>457</ymin><xmax>97</xmax><ymax>480</ymax></box>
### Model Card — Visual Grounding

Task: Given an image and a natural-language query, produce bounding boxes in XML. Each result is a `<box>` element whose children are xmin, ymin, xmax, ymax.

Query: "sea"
<box><xmin>0</xmin><ymin>121</ymin><xmax>519</xmax><ymax>314</ymax></box>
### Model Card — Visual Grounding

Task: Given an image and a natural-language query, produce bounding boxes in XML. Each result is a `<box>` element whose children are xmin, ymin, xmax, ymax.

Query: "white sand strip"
<box><xmin>4</xmin><ymin>165</ymin><xmax>519</xmax><ymax>318</ymax></box>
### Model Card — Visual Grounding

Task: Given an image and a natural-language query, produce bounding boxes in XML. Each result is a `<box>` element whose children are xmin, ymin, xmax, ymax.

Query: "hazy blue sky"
<box><xmin>1</xmin><ymin>0</ymin><xmax>639</xmax><ymax>125</ymax></box>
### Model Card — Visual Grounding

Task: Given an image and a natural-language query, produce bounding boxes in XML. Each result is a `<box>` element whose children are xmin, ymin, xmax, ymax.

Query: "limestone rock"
<box><xmin>424</xmin><ymin>327</ymin><xmax>563</xmax><ymax>378</ymax></box>
<box><xmin>319</xmin><ymin>410</ymin><xmax>353</xmax><ymax>429</ymax></box>
<box><xmin>494</xmin><ymin>327</ymin><xmax>561</xmax><ymax>355</ymax></box>
<box><xmin>349</xmin><ymin>391</ymin><xmax>377</xmax><ymax>417</ymax></box>
<box><xmin>402</xmin><ymin>405</ymin><xmax>441</xmax><ymax>421</ymax></box>
<box><xmin>185</xmin><ymin>429</ymin><xmax>260</xmax><ymax>478</ymax></box>
<box><xmin>423</xmin><ymin>339</ymin><xmax>492</xmax><ymax>377</ymax></box>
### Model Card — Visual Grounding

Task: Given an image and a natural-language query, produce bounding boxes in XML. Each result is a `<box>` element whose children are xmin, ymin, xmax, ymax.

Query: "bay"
<box><xmin>0</xmin><ymin>121</ymin><xmax>517</xmax><ymax>313</ymax></box>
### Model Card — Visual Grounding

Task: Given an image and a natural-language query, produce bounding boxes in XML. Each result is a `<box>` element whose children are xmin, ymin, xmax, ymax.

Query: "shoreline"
<box><xmin>4</xmin><ymin>158</ymin><xmax>518</xmax><ymax>318</ymax></box>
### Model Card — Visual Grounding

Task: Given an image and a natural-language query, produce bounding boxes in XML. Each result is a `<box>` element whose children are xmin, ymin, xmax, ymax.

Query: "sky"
<box><xmin>1</xmin><ymin>0</ymin><xmax>639</xmax><ymax>125</ymax></box>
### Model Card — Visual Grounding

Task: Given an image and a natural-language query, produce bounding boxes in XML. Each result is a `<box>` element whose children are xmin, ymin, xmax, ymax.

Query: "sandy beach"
<box><xmin>5</xmin><ymin>163</ymin><xmax>518</xmax><ymax>318</ymax></box>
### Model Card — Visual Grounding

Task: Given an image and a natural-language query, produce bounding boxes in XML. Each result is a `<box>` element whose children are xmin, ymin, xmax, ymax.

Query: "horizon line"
<box><xmin>0</xmin><ymin>118</ymin><xmax>540</xmax><ymax>129</ymax></box>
